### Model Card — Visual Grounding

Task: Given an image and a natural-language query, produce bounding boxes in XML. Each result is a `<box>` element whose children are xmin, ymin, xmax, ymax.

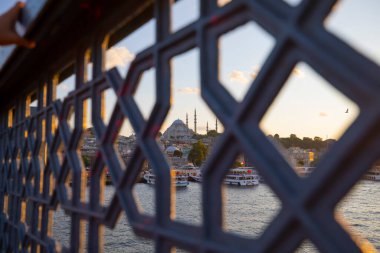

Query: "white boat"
<box><xmin>190</xmin><ymin>171</ymin><xmax>202</xmax><ymax>182</ymax></box>
<box><xmin>236</xmin><ymin>167</ymin><xmax>263</xmax><ymax>182</ymax></box>
<box><xmin>294</xmin><ymin>166</ymin><xmax>316</xmax><ymax>177</ymax></box>
<box><xmin>176</xmin><ymin>164</ymin><xmax>200</xmax><ymax>180</ymax></box>
<box><xmin>224</xmin><ymin>168</ymin><xmax>259</xmax><ymax>186</ymax></box>
<box><xmin>143</xmin><ymin>172</ymin><xmax>156</xmax><ymax>185</ymax></box>
<box><xmin>363</xmin><ymin>167</ymin><xmax>380</xmax><ymax>181</ymax></box>
<box><xmin>143</xmin><ymin>170</ymin><xmax>189</xmax><ymax>187</ymax></box>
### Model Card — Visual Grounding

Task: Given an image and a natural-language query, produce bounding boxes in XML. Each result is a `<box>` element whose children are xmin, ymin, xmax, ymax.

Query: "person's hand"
<box><xmin>0</xmin><ymin>2</ymin><xmax>35</xmax><ymax>48</ymax></box>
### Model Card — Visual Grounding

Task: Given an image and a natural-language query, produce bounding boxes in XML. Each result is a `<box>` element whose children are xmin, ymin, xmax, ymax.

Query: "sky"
<box><xmin>0</xmin><ymin>1</ymin><xmax>20</xmax><ymax>12</ymax></box>
<box><xmin>1</xmin><ymin>0</ymin><xmax>379</xmax><ymax>139</ymax></box>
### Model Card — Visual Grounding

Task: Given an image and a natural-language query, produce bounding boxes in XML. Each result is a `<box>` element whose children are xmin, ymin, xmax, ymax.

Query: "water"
<box><xmin>52</xmin><ymin>181</ymin><xmax>380</xmax><ymax>252</ymax></box>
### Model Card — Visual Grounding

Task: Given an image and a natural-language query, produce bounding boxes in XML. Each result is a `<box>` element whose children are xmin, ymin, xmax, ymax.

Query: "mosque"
<box><xmin>161</xmin><ymin>109</ymin><xmax>219</xmax><ymax>142</ymax></box>
<box><xmin>161</xmin><ymin>109</ymin><xmax>197</xmax><ymax>141</ymax></box>
<box><xmin>161</xmin><ymin>119</ymin><xmax>194</xmax><ymax>141</ymax></box>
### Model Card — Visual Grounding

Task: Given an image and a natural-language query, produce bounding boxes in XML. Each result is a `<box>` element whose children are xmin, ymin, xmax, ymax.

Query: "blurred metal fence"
<box><xmin>1</xmin><ymin>0</ymin><xmax>380</xmax><ymax>252</ymax></box>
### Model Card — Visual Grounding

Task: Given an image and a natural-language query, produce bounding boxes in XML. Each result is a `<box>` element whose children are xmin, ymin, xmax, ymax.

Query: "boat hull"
<box><xmin>362</xmin><ymin>175</ymin><xmax>380</xmax><ymax>181</ymax></box>
<box><xmin>190</xmin><ymin>175</ymin><xmax>202</xmax><ymax>182</ymax></box>
<box><xmin>224</xmin><ymin>179</ymin><xmax>259</xmax><ymax>186</ymax></box>
<box><xmin>175</xmin><ymin>181</ymin><xmax>190</xmax><ymax>187</ymax></box>
<box><xmin>143</xmin><ymin>173</ymin><xmax>189</xmax><ymax>187</ymax></box>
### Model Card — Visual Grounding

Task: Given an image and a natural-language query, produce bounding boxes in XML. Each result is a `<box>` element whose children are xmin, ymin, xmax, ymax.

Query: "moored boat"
<box><xmin>294</xmin><ymin>166</ymin><xmax>316</xmax><ymax>177</ymax></box>
<box><xmin>363</xmin><ymin>167</ymin><xmax>380</xmax><ymax>181</ymax></box>
<box><xmin>176</xmin><ymin>164</ymin><xmax>200</xmax><ymax>178</ymax></box>
<box><xmin>224</xmin><ymin>168</ymin><xmax>259</xmax><ymax>186</ymax></box>
<box><xmin>143</xmin><ymin>170</ymin><xmax>189</xmax><ymax>187</ymax></box>
<box><xmin>190</xmin><ymin>171</ymin><xmax>202</xmax><ymax>182</ymax></box>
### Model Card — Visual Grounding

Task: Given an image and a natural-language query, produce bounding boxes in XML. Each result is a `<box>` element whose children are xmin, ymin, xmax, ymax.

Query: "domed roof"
<box><xmin>161</xmin><ymin>119</ymin><xmax>194</xmax><ymax>141</ymax></box>
<box><xmin>165</xmin><ymin>146</ymin><xmax>179</xmax><ymax>153</ymax></box>
<box><xmin>173</xmin><ymin>119</ymin><xmax>185</xmax><ymax>125</ymax></box>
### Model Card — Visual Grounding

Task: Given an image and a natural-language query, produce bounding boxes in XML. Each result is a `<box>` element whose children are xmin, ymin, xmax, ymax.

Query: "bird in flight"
<box><xmin>345</xmin><ymin>108</ymin><xmax>349</xmax><ymax>113</ymax></box>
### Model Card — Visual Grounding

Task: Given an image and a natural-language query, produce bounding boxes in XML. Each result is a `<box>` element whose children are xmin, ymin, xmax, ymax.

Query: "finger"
<box><xmin>16</xmin><ymin>38</ymin><xmax>35</xmax><ymax>49</ymax></box>
<box><xmin>3</xmin><ymin>2</ymin><xmax>25</xmax><ymax>22</ymax></box>
<box><xmin>0</xmin><ymin>31</ymin><xmax>35</xmax><ymax>48</ymax></box>
<box><xmin>9</xmin><ymin>2</ymin><xmax>26</xmax><ymax>15</ymax></box>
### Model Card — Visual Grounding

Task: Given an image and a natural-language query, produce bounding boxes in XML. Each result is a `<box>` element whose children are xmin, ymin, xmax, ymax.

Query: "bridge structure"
<box><xmin>0</xmin><ymin>0</ymin><xmax>380</xmax><ymax>252</ymax></box>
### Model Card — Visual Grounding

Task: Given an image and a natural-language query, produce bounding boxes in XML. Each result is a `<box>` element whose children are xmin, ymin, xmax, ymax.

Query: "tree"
<box><xmin>289</xmin><ymin>134</ymin><xmax>302</xmax><ymax>147</ymax></box>
<box><xmin>302</xmin><ymin>137</ymin><xmax>313</xmax><ymax>149</ymax></box>
<box><xmin>192</xmin><ymin>133</ymin><xmax>206</xmax><ymax>140</ymax></box>
<box><xmin>275</xmin><ymin>134</ymin><xmax>336</xmax><ymax>150</ymax></box>
<box><xmin>232</xmin><ymin>160</ymin><xmax>243</xmax><ymax>168</ymax></box>
<box><xmin>297</xmin><ymin>160</ymin><xmax>304</xmax><ymax>166</ymax></box>
<box><xmin>207</xmin><ymin>130</ymin><xmax>219</xmax><ymax>137</ymax></box>
<box><xmin>313</xmin><ymin>136</ymin><xmax>323</xmax><ymax>151</ymax></box>
<box><xmin>82</xmin><ymin>155</ymin><xmax>91</xmax><ymax>167</ymax></box>
<box><xmin>188</xmin><ymin>140</ymin><xmax>208</xmax><ymax>166</ymax></box>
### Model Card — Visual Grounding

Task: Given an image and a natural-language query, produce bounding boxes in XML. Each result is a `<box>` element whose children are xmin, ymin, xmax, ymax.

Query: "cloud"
<box><xmin>292</xmin><ymin>67</ymin><xmax>304</xmax><ymax>78</ymax></box>
<box><xmin>229</xmin><ymin>65</ymin><xmax>305</xmax><ymax>85</ymax></box>
<box><xmin>177</xmin><ymin>87</ymin><xmax>200</xmax><ymax>94</ymax></box>
<box><xmin>229</xmin><ymin>70</ymin><xmax>250</xmax><ymax>85</ymax></box>
<box><xmin>250</xmin><ymin>65</ymin><xmax>261</xmax><ymax>79</ymax></box>
<box><xmin>60</xmin><ymin>83</ymin><xmax>70</xmax><ymax>91</ymax></box>
<box><xmin>229</xmin><ymin>65</ymin><xmax>265</xmax><ymax>84</ymax></box>
<box><xmin>218</xmin><ymin>0</ymin><xmax>231</xmax><ymax>6</ymax></box>
<box><xmin>106</xmin><ymin>47</ymin><xmax>135</xmax><ymax>70</ymax></box>
<box><xmin>319</xmin><ymin>112</ymin><xmax>328</xmax><ymax>117</ymax></box>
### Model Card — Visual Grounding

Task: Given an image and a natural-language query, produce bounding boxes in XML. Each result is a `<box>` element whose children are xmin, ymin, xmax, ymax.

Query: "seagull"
<box><xmin>345</xmin><ymin>108</ymin><xmax>349</xmax><ymax>113</ymax></box>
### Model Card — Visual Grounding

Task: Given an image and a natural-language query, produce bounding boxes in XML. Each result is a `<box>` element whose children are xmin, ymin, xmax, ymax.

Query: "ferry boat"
<box><xmin>176</xmin><ymin>164</ymin><xmax>200</xmax><ymax>177</ymax></box>
<box><xmin>363</xmin><ymin>167</ymin><xmax>380</xmax><ymax>181</ymax></box>
<box><xmin>143</xmin><ymin>170</ymin><xmax>189</xmax><ymax>187</ymax></box>
<box><xmin>224</xmin><ymin>168</ymin><xmax>259</xmax><ymax>186</ymax></box>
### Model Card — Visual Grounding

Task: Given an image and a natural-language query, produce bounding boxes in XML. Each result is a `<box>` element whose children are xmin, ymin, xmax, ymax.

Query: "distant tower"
<box><xmin>194</xmin><ymin>109</ymin><xmax>197</xmax><ymax>134</ymax></box>
<box><xmin>206</xmin><ymin>122</ymin><xmax>209</xmax><ymax>133</ymax></box>
<box><xmin>215</xmin><ymin>118</ymin><xmax>218</xmax><ymax>133</ymax></box>
<box><xmin>186</xmin><ymin>113</ymin><xmax>189</xmax><ymax>128</ymax></box>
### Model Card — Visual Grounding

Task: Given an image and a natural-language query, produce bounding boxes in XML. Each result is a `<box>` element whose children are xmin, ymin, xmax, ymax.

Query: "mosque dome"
<box><xmin>173</xmin><ymin>119</ymin><xmax>185</xmax><ymax>125</ymax></box>
<box><xmin>165</xmin><ymin>146</ymin><xmax>179</xmax><ymax>153</ymax></box>
<box><xmin>161</xmin><ymin>119</ymin><xmax>194</xmax><ymax>141</ymax></box>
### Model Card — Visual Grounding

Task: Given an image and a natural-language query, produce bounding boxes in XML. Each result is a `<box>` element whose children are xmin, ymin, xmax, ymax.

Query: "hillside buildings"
<box><xmin>80</xmin><ymin>114</ymin><xmax>328</xmax><ymax>171</ymax></box>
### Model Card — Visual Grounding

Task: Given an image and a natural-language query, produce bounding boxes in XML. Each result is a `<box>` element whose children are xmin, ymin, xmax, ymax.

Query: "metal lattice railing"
<box><xmin>1</xmin><ymin>0</ymin><xmax>380</xmax><ymax>252</ymax></box>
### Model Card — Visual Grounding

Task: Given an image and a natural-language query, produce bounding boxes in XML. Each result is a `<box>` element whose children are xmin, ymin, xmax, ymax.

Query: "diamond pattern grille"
<box><xmin>1</xmin><ymin>0</ymin><xmax>380</xmax><ymax>252</ymax></box>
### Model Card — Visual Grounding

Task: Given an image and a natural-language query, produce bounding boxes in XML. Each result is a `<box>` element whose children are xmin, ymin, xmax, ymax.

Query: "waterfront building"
<box><xmin>81</xmin><ymin>128</ymin><xmax>136</xmax><ymax>167</ymax></box>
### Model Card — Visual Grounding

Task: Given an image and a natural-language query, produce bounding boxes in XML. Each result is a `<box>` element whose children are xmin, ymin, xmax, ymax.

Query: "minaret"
<box><xmin>186</xmin><ymin>113</ymin><xmax>189</xmax><ymax>128</ymax></box>
<box><xmin>206</xmin><ymin>121</ymin><xmax>209</xmax><ymax>133</ymax></box>
<box><xmin>194</xmin><ymin>109</ymin><xmax>197</xmax><ymax>134</ymax></box>
<box><xmin>215</xmin><ymin>118</ymin><xmax>218</xmax><ymax>133</ymax></box>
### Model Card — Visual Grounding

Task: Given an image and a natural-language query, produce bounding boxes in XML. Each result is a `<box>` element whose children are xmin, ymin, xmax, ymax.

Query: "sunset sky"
<box><xmin>1</xmin><ymin>0</ymin><xmax>379</xmax><ymax>139</ymax></box>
